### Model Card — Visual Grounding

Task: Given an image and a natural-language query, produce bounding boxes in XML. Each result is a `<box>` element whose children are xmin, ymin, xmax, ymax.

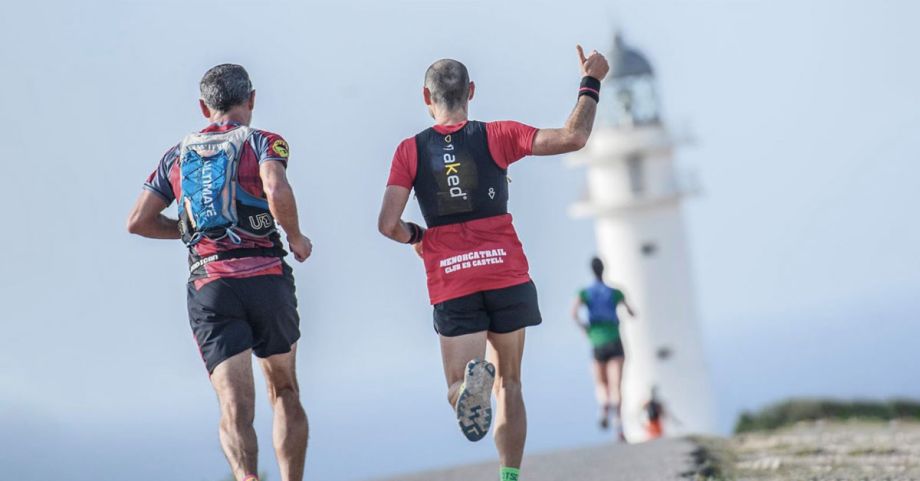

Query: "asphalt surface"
<box><xmin>371</xmin><ymin>438</ymin><xmax>696</xmax><ymax>481</ymax></box>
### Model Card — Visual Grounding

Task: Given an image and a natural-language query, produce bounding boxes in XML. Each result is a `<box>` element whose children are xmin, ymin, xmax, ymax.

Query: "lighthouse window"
<box><xmin>627</xmin><ymin>155</ymin><xmax>644</xmax><ymax>194</ymax></box>
<box><xmin>641</xmin><ymin>242</ymin><xmax>657</xmax><ymax>256</ymax></box>
<box><xmin>656</xmin><ymin>346</ymin><xmax>673</xmax><ymax>360</ymax></box>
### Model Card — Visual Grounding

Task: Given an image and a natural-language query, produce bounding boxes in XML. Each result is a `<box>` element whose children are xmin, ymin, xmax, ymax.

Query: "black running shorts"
<box><xmin>187</xmin><ymin>265</ymin><xmax>300</xmax><ymax>373</ymax></box>
<box><xmin>593</xmin><ymin>339</ymin><xmax>625</xmax><ymax>362</ymax></box>
<box><xmin>433</xmin><ymin>280</ymin><xmax>542</xmax><ymax>337</ymax></box>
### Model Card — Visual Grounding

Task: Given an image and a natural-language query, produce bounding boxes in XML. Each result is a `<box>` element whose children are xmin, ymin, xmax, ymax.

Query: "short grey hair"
<box><xmin>199</xmin><ymin>64</ymin><xmax>252</xmax><ymax>112</ymax></box>
<box><xmin>424</xmin><ymin>59</ymin><xmax>470</xmax><ymax>111</ymax></box>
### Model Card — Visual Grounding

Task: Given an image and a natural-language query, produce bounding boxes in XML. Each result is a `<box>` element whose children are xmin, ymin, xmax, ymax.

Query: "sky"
<box><xmin>1</xmin><ymin>0</ymin><xmax>919</xmax><ymax>480</ymax></box>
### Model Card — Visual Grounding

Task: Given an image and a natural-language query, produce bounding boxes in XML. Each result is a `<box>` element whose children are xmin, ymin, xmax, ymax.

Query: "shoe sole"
<box><xmin>455</xmin><ymin>358</ymin><xmax>496</xmax><ymax>442</ymax></box>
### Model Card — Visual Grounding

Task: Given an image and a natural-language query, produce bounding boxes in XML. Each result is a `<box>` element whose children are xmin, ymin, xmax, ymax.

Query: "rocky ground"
<box><xmin>718</xmin><ymin>420</ymin><xmax>920</xmax><ymax>480</ymax></box>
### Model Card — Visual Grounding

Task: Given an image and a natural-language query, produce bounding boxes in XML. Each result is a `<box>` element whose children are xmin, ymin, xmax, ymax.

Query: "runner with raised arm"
<box><xmin>378</xmin><ymin>46</ymin><xmax>609</xmax><ymax>481</ymax></box>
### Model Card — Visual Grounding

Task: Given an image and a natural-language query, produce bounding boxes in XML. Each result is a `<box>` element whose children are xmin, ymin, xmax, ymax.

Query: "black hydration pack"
<box><xmin>412</xmin><ymin>121</ymin><xmax>509</xmax><ymax>228</ymax></box>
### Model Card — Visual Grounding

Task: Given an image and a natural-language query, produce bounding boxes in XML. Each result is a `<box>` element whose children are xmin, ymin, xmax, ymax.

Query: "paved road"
<box><xmin>371</xmin><ymin>438</ymin><xmax>696</xmax><ymax>481</ymax></box>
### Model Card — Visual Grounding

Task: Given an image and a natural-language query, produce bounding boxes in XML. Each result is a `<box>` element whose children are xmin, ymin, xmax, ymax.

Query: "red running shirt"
<box><xmin>387</xmin><ymin>120</ymin><xmax>538</xmax><ymax>304</ymax></box>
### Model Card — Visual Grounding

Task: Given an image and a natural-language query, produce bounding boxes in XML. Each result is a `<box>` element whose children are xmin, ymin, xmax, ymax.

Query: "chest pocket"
<box><xmin>429</xmin><ymin>133</ymin><xmax>478</xmax><ymax>216</ymax></box>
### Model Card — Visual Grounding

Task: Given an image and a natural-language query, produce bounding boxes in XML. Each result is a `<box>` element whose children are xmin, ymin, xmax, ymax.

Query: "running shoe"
<box><xmin>598</xmin><ymin>404</ymin><xmax>611</xmax><ymax>430</ymax></box>
<box><xmin>454</xmin><ymin>358</ymin><xmax>496</xmax><ymax>442</ymax></box>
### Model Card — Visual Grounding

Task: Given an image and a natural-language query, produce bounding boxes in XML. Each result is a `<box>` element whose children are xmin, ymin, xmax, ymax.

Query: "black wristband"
<box><xmin>406</xmin><ymin>222</ymin><xmax>425</xmax><ymax>244</ymax></box>
<box><xmin>579</xmin><ymin>76</ymin><xmax>601</xmax><ymax>103</ymax></box>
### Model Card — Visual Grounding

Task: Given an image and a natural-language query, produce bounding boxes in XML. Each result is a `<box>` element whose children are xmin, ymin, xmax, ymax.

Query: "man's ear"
<box><xmin>248</xmin><ymin>90</ymin><xmax>256</xmax><ymax>110</ymax></box>
<box><xmin>423</xmin><ymin>87</ymin><xmax>433</xmax><ymax>106</ymax></box>
<box><xmin>199</xmin><ymin>99</ymin><xmax>211</xmax><ymax>119</ymax></box>
<box><xmin>468</xmin><ymin>81</ymin><xmax>476</xmax><ymax>101</ymax></box>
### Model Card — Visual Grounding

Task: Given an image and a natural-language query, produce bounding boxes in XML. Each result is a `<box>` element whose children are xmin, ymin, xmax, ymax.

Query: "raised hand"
<box><xmin>577</xmin><ymin>44</ymin><xmax>610</xmax><ymax>81</ymax></box>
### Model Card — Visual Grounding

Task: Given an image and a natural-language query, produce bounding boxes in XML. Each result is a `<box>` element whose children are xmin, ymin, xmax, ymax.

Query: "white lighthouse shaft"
<box><xmin>571</xmin><ymin>125</ymin><xmax>715</xmax><ymax>440</ymax></box>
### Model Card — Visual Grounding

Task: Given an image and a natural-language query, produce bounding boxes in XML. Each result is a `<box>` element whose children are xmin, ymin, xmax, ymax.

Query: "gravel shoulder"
<box><xmin>719</xmin><ymin>420</ymin><xmax>920</xmax><ymax>480</ymax></box>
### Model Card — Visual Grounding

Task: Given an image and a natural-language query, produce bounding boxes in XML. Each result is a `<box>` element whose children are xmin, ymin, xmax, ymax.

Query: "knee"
<box><xmin>447</xmin><ymin>383</ymin><xmax>459</xmax><ymax>406</ymax></box>
<box><xmin>267</xmin><ymin>380</ymin><xmax>300</xmax><ymax>405</ymax></box>
<box><xmin>220</xmin><ymin>399</ymin><xmax>255</xmax><ymax>428</ymax></box>
<box><xmin>494</xmin><ymin>375</ymin><xmax>522</xmax><ymax>396</ymax></box>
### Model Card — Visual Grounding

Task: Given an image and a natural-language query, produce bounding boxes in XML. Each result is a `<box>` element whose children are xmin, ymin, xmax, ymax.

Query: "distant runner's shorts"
<box><xmin>433</xmin><ymin>281</ymin><xmax>542</xmax><ymax>337</ymax></box>
<box><xmin>593</xmin><ymin>339</ymin><xmax>625</xmax><ymax>362</ymax></box>
<box><xmin>187</xmin><ymin>265</ymin><xmax>300</xmax><ymax>374</ymax></box>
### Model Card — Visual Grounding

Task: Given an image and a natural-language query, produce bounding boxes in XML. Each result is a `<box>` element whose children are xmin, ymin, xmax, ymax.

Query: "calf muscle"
<box><xmin>211</xmin><ymin>350</ymin><xmax>259</xmax><ymax>481</ymax></box>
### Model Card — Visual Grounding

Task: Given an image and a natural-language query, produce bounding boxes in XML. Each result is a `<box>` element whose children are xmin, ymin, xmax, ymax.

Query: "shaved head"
<box><xmin>424</xmin><ymin>59</ymin><xmax>470</xmax><ymax>111</ymax></box>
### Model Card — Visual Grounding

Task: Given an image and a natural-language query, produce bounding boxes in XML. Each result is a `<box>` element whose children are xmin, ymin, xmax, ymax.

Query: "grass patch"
<box><xmin>846</xmin><ymin>447</ymin><xmax>899</xmax><ymax>456</ymax></box>
<box><xmin>791</xmin><ymin>447</ymin><xmax>826</xmax><ymax>456</ymax></box>
<box><xmin>734</xmin><ymin>398</ymin><xmax>920</xmax><ymax>434</ymax></box>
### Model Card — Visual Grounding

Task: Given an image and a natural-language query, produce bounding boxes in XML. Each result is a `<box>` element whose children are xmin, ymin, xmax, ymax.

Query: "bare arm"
<box><xmin>261</xmin><ymin>161</ymin><xmax>302</xmax><ymax>237</ymax></box>
<box><xmin>377</xmin><ymin>185</ymin><xmax>416</xmax><ymax>244</ymax></box>
<box><xmin>260</xmin><ymin>161</ymin><xmax>312</xmax><ymax>262</ymax></box>
<box><xmin>571</xmin><ymin>296</ymin><xmax>589</xmax><ymax>333</ymax></box>
<box><xmin>622</xmin><ymin>299</ymin><xmax>637</xmax><ymax>318</ymax></box>
<box><xmin>126</xmin><ymin>190</ymin><xmax>180</xmax><ymax>239</ymax></box>
<box><xmin>532</xmin><ymin>45</ymin><xmax>610</xmax><ymax>156</ymax></box>
<box><xmin>668</xmin><ymin>410</ymin><xmax>683</xmax><ymax>426</ymax></box>
<box><xmin>533</xmin><ymin>97</ymin><xmax>598</xmax><ymax>156</ymax></box>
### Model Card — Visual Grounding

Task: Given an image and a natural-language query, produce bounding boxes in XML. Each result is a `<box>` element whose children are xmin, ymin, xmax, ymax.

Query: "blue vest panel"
<box><xmin>585</xmin><ymin>281</ymin><xmax>621</xmax><ymax>325</ymax></box>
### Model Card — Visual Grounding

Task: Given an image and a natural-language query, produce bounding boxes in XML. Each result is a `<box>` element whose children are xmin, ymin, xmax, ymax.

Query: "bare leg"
<box><xmin>606</xmin><ymin>357</ymin><xmax>624</xmax><ymax>417</ymax></box>
<box><xmin>258</xmin><ymin>343</ymin><xmax>308</xmax><ymax>481</ymax></box>
<box><xmin>606</xmin><ymin>357</ymin><xmax>625</xmax><ymax>438</ymax></box>
<box><xmin>592</xmin><ymin>360</ymin><xmax>610</xmax><ymax>407</ymax></box>
<box><xmin>211</xmin><ymin>350</ymin><xmax>259</xmax><ymax>481</ymax></box>
<box><xmin>440</xmin><ymin>331</ymin><xmax>488</xmax><ymax>407</ymax></box>
<box><xmin>486</xmin><ymin>329</ymin><xmax>527</xmax><ymax>469</ymax></box>
<box><xmin>592</xmin><ymin>359</ymin><xmax>611</xmax><ymax>427</ymax></box>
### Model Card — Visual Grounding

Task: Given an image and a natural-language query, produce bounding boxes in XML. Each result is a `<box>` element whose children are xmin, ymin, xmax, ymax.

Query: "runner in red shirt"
<box><xmin>378</xmin><ymin>46</ymin><xmax>609</xmax><ymax>481</ymax></box>
<box><xmin>127</xmin><ymin>65</ymin><xmax>310</xmax><ymax>481</ymax></box>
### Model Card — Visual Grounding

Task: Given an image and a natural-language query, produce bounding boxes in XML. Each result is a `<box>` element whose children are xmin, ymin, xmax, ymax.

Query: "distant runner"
<box><xmin>378</xmin><ymin>47</ymin><xmax>609</xmax><ymax>481</ymax></box>
<box><xmin>572</xmin><ymin>257</ymin><xmax>636</xmax><ymax>439</ymax></box>
<box><xmin>643</xmin><ymin>385</ymin><xmax>679</xmax><ymax>440</ymax></box>
<box><xmin>644</xmin><ymin>386</ymin><xmax>665</xmax><ymax>439</ymax></box>
<box><xmin>127</xmin><ymin>64</ymin><xmax>311</xmax><ymax>481</ymax></box>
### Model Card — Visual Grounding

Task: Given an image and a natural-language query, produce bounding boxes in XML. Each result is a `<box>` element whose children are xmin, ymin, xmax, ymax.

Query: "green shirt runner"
<box><xmin>579</xmin><ymin>282</ymin><xmax>626</xmax><ymax>348</ymax></box>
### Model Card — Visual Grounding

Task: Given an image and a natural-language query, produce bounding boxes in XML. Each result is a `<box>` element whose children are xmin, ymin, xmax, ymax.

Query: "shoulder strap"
<box><xmin>179</xmin><ymin>126</ymin><xmax>253</xmax><ymax>164</ymax></box>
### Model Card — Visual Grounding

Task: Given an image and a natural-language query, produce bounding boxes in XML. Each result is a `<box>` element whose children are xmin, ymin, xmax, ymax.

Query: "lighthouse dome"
<box><xmin>610</xmin><ymin>33</ymin><xmax>654</xmax><ymax>80</ymax></box>
<box><xmin>606</xmin><ymin>33</ymin><xmax>660</xmax><ymax>126</ymax></box>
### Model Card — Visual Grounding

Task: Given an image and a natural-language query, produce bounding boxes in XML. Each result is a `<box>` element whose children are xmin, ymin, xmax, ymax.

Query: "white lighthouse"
<box><xmin>569</xmin><ymin>34</ymin><xmax>715</xmax><ymax>440</ymax></box>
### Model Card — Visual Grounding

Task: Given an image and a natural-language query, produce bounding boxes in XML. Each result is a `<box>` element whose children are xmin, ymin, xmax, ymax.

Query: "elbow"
<box><xmin>126</xmin><ymin>214</ymin><xmax>142</xmax><ymax>235</ymax></box>
<box><xmin>263</xmin><ymin>181</ymin><xmax>287</xmax><ymax>201</ymax></box>
<box><xmin>554</xmin><ymin>130</ymin><xmax>588</xmax><ymax>153</ymax></box>
<box><xmin>263</xmin><ymin>172</ymin><xmax>295</xmax><ymax>202</ymax></box>
<box><xmin>377</xmin><ymin>218</ymin><xmax>399</xmax><ymax>239</ymax></box>
<box><xmin>567</xmin><ymin>132</ymin><xmax>589</xmax><ymax>151</ymax></box>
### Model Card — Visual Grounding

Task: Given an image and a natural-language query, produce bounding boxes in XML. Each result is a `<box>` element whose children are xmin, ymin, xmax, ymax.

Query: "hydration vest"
<box><xmin>177</xmin><ymin>126</ymin><xmax>277</xmax><ymax>246</ymax></box>
<box><xmin>412</xmin><ymin>121</ymin><xmax>508</xmax><ymax>228</ymax></box>
<box><xmin>585</xmin><ymin>281</ymin><xmax>620</xmax><ymax>325</ymax></box>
